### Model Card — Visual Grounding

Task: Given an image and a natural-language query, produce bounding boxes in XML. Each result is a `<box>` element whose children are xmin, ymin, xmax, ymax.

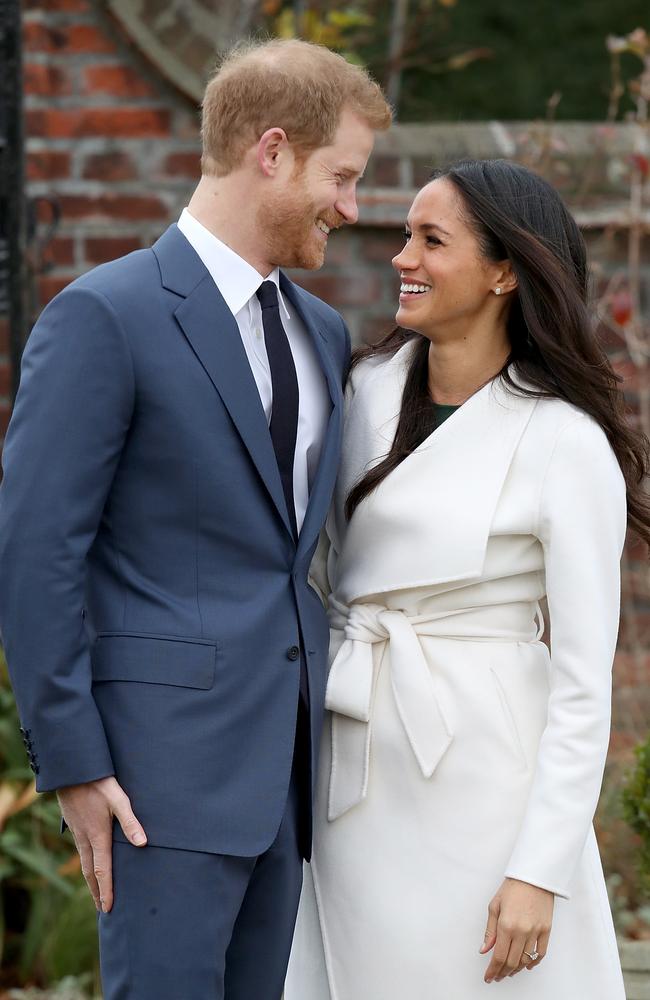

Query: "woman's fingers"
<box><xmin>508</xmin><ymin>936</ymin><xmax>539</xmax><ymax>976</ymax></box>
<box><xmin>526</xmin><ymin>928</ymin><xmax>550</xmax><ymax>969</ymax></box>
<box><xmin>484</xmin><ymin>922</ymin><xmax>518</xmax><ymax>982</ymax></box>
<box><xmin>479</xmin><ymin>897</ymin><xmax>499</xmax><ymax>956</ymax></box>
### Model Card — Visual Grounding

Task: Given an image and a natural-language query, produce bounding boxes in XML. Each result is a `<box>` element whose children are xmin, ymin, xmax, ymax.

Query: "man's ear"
<box><xmin>257</xmin><ymin>127</ymin><xmax>290</xmax><ymax>177</ymax></box>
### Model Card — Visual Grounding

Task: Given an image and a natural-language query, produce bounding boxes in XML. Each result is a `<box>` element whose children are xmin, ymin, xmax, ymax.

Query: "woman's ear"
<box><xmin>493</xmin><ymin>260</ymin><xmax>518</xmax><ymax>295</ymax></box>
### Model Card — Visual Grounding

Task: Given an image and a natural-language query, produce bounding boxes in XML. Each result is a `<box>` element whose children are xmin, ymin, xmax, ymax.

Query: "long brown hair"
<box><xmin>346</xmin><ymin>159</ymin><xmax>650</xmax><ymax>548</ymax></box>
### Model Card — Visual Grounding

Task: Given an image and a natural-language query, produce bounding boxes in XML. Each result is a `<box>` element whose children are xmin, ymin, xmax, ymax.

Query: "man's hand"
<box><xmin>57</xmin><ymin>776</ymin><xmax>147</xmax><ymax>913</ymax></box>
<box><xmin>480</xmin><ymin>877</ymin><xmax>553</xmax><ymax>983</ymax></box>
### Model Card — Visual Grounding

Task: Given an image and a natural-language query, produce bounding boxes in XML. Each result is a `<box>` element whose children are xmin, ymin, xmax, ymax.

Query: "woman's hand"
<box><xmin>480</xmin><ymin>877</ymin><xmax>554</xmax><ymax>983</ymax></box>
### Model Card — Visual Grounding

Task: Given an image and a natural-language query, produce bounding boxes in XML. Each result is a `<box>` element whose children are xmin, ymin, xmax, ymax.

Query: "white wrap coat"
<box><xmin>285</xmin><ymin>341</ymin><xmax>627</xmax><ymax>999</ymax></box>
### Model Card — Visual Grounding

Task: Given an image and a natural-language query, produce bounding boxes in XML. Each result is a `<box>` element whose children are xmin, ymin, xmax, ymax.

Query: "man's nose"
<box><xmin>335</xmin><ymin>189</ymin><xmax>359</xmax><ymax>225</ymax></box>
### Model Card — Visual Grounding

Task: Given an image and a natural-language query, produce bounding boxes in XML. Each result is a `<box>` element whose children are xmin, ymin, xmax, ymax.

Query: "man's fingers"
<box><xmin>77</xmin><ymin>839</ymin><xmax>101</xmax><ymax>911</ymax></box>
<box><xmin>90</xmin><ymin>838</ymin><xmax>114</xmax><ymax>913</ymax></box>
<box><xmin>111</xmin><ymin>792</ymin><xmax>147</xmax><ymax>847</ymax></box>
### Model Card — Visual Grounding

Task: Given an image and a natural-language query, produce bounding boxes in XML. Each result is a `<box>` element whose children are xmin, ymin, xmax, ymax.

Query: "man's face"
<box><xmin>260</xmin><ymin>106</ymin><xmax>375</xmax><ymax>270</ymax></box>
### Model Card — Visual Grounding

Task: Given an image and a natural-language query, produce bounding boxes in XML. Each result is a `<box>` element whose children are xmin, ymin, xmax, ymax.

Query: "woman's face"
<box><xmin>392</xmin><ymin>178</ymin><xmax>508</xmax><ymax>340</ymax></box>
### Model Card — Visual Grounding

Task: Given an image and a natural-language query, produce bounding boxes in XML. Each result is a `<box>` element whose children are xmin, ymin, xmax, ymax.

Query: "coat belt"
<box><xmin>325</xmin><ymin>597</ymin><xmax>542</xmax><ymax>821</ymax></box>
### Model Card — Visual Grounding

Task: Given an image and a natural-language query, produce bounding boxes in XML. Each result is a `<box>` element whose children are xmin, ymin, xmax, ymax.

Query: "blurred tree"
<box><xmin>264</xmin><ymin>0</ymin><xmax>650</xmax><ymax>121</ymax></box>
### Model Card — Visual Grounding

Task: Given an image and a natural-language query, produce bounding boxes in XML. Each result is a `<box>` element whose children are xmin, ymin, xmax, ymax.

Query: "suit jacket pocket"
<box><xmin>91</xmin><ymin>632</ymin><xmax>219</xmax><ymax>689</ymax></box>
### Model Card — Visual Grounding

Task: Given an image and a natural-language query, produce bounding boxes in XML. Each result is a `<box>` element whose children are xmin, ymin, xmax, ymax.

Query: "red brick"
<box><xmin>56</xmin><ymin>194</ymin><xmax>167</xmax><ymax>222</ymax></box>
<box><xmin>362</xmin><ymin>232</ymin><xmax>405</xmax><ymax>264</ymax></box>
<box><xmin>0</xmin><ymin>404</ymin><xmax>12</xmax><ymax>438</ymax></box>
<box><xmin>84</xmin><ymin>237</ymin><xmax>142</xmax><ymax>265</ymax></box>
<box><xmin>360</xmin><ymin>314</ymin><xmax>399</xmax><ymax>345</ymax></box>
<box><xmin>321</xmin><ymin>234</ymin><xmax>352</xmax><ymax>266</ymax></box>
<box><xmin>0</xmin><ymin>319</ymin><xmax>8</xmax><ymax>354</ymax></box>
<box><xmin>82</xmin><ymin>151</ymin><xmax>138</xmax><ymax>181</ymax></box>
<box><xmin>83</xmin><ymin>65</ymin><xmax>155</xmax><ymax>98</ymax></box>
<box><xmin>27</xmin><ymin>108</ymin><xmax>170</xmax><ymax>139</ymax></box>
<box><xmin>38</xmin><ymin>274</ymin><xmax>76</xmax><ymax>305</ymax></box>
<box><xmin>24</xmin><ymin>22</ymin><xmax>115</xmax><ymax>53</ymax></box>
<box><xmin>24</xmin><ymin>63</ymin><xmax>72</xmax><ymax>97</ymax></box>
<box><xmin>26</xmin><ymin>150</ymin><xmax>71</xmax><ymax>181</ymax></box>
<box><xmin>43</xmin><ymin>237</ymin><xmax>75</xmax><ymax>268</ymax></box>
<box><xmin>23</xmin><ymin>21</ymin><xmax>61</xmax><ymax>52</ymax></box>
<box><xmin>23</xmin><ymin>0</ymin><xmax>90</xmax><ymax>9</ymax></box>
<box><xmin>412</xmin><ymin>157</ymin><xmax>434</xmax><ymax>188</ymax></box>
<box><xmin>162</xmin><ymin>152</ymin><xmax>200</xmax><ymax>178</ymax></box>
<box><xmin>295</xmin><ymin>273</ymin><xmax>382</xmax><ymax>307</ymax></box>
<box><xmin>0</xmin><ymin>365</ymin><xmax>10</xmax><ymax>398</ymax></box>
<box><xmin>613</xmin><ymin>651</ymin><xmax>650</xmax><ymax>687</ymax></box>
<box><xmin>373</xmin><ymin>155</ymin><xmax>400</xmax><ymax>187</ymax></box>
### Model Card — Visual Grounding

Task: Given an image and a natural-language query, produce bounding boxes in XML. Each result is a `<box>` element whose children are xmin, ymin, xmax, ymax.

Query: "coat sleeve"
<box><xmin>504</xmin><ymin>413</ymin><xmax>627</xmax><ymax>898</ymax></box>
<box><xmin>0</xmin><ymin>284</ymin><xmax>135</xmax><ymax>792</ymax></box>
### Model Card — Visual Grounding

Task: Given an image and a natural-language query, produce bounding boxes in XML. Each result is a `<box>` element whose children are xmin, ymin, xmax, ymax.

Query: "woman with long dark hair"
<box><xmin>285</xmin><ymin>160</ymin><xmax>648</xmax><ymax>998</ymax></box>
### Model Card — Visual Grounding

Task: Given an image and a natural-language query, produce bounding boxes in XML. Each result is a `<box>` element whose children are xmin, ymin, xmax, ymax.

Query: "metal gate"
<box><xmin>0</xmin><ymin>0</ymin><xmax>26</xmax><ymax>402</ymax></box>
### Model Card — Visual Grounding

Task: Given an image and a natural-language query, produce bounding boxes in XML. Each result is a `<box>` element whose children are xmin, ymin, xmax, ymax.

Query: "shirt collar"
<box><xmin>177</xmin><ymin>208</ymin><xmax>291</xmax><ymax>321</ymax></box>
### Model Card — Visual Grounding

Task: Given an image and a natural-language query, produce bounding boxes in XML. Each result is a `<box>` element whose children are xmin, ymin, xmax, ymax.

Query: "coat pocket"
<box><xmin>489</xmin><ymin>666</ymin><xmax>528</xmax><ymax>770</ymax></box>
<box><xmin>91</xmin><ymin>632</ymin><xmax>219</xmax><ymax>690</ymax></box>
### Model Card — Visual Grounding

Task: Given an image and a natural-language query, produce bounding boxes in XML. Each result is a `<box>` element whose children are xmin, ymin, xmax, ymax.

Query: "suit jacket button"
<box><xmin>287</xmin><ymin>645</ymin><xmax>300</xmax><ymax>661</ymax></box>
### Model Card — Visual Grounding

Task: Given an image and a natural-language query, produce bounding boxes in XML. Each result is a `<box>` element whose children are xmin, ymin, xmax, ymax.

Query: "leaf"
<box><xmin>1</xmin><ymin>838</ymin><xmax>76</xmax><ymax>895</ymax></box>
<box><xmin>0</xmin><ymin>782</ymin><xmax>17</xmax><ymax>829</ymax></box>
<box><xmin>446</xmin><ymin>47</ymin><xmax>493</xmax><ymax>71</ymax></box>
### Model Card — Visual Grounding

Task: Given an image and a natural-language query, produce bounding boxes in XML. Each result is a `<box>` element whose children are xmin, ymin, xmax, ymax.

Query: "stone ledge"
<box><xmin>357</xmin><ymin>188</ymin><xmax>650</xmax><ymax>230</ymax></box>
<box><xmin>621</xmin><ymin>940</ymin><xmax>650</xmax><ymax>1000</ymax></box>
<box><xmin>359</xmin><ymin>121</ymin><xmax>650</xmax><ymax>218</ymax></box>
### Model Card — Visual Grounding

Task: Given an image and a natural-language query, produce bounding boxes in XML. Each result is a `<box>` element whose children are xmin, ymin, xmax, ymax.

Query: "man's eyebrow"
<box><xmin>340</xmin><ymin>165</ymin><xmax>364</xmax><ymax>178</ymax></box>
<box><xmin>405</xmin><ymin>221</ymin><xmax>452</xmax><ymax>237</ymax></box>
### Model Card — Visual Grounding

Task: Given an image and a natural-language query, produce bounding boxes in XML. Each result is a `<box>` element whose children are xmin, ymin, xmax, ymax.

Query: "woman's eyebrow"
<box><xmin>407</xmin><ymin>221</ymin><xmax>452</xmax><ymax>237</ymax></box>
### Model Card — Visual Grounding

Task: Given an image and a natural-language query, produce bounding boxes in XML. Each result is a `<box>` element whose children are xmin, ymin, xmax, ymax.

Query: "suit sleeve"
<box><xmin>504</xmin><ymin>414</ymin><xmax>627</xmax><ymax>898</ymax></box>
<box><xmin>0</xmin><ymin>284</ymin><xmax>135</xmax><ymax>792</ymax></box>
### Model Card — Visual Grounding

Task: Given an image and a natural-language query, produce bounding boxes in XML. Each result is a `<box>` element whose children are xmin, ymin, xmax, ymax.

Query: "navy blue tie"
<box><xmin>256</xmin><ymin>281</ymin><xmax>300</xmax><ymax>541</ymax></box>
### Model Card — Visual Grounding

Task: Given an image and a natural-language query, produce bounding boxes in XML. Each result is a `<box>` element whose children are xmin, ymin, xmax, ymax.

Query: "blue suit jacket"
<box><xmin>0</xmin><ymin>225</ymin><xmax>349</xmax><ymax>857</ymax></box>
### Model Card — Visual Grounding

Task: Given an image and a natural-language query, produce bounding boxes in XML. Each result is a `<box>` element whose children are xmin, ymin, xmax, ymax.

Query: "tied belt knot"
<box><xmin>325</xmin><ymin>597</ymin><xmax>542</xmax><ymax>821</ymax></box>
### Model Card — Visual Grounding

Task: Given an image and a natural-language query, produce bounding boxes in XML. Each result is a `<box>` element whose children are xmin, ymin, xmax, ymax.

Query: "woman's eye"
<box><xmin>402</xmin><ymin>230</ymin><xmax>411</xmax><ymax>240</ymax></box>
<box><xmin>426</xmin><ymin>236</ymin><xmax>442</xmax><ymax>246</ymax></box>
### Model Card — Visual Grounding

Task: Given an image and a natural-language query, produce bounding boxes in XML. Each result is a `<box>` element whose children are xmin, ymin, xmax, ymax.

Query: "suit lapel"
<box><xmin>280</xmin><ymin>275</ymin><xmax>344</xmax><ymax>556</ymax></box>
<box><xmin>154</xmin><ymin>226</ymin><xmax>294</xmax><ymax>540</ymax></box>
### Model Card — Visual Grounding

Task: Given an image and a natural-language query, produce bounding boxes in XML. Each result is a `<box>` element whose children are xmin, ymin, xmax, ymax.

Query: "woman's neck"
<box><xmin>426</xmin><ymin>330</ymin><xmax>511</xmax><ymax>406</ymax></box>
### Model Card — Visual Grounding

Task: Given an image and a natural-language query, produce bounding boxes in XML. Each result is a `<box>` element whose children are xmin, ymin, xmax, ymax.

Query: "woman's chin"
<box><xmin>396</xmin><ymin>305</ymin><xmax>423</xmax><ymax>332</ymax></box>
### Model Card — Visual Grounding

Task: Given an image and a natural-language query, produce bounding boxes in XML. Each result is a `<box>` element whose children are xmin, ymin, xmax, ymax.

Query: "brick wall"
<box><xmin>16</xmin><ymin>2</ymin><xmax>650</xmax><ymax>776</ymax></box>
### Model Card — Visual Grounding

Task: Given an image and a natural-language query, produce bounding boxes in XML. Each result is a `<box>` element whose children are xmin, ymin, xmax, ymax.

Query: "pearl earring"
<box><xmin>495</xmin><ymin>287</ymin><xmax>502</xmax><ymax>296</ymax></box>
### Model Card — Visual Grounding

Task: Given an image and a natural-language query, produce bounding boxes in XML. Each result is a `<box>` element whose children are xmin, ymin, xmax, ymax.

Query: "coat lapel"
<box><xmin>279</xmin><ymin>275</ymin><xmax>344</xmax><ymax>557</ymax></box>
<box><xmin>334</xmin><ymin>341</ymin><xmax>539</xmax><ymax>603</ymax></box>
<box><xmin>153</xmin><ymin>225</ymin><xmax>294</xmax><ymax>540</ymax></box>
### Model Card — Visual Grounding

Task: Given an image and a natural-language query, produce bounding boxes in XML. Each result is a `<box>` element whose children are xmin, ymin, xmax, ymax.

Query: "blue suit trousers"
<box><xmin>99</xmin><ymin>701</ymin><xmax>309</xmax><ymax>999</ymax></box>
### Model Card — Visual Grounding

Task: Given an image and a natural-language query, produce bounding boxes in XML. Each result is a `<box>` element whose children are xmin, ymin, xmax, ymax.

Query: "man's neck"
<box><xmin>187</xmin><ymin>175</ymin><xmax>273</xmax><ymax>277</ymax></box>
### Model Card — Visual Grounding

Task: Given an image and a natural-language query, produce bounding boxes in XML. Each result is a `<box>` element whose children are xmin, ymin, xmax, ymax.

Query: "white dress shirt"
<box><xmin>177</xmin><ymin>208</ymin><xmax>331</xmax><ymax>534</ymax></box>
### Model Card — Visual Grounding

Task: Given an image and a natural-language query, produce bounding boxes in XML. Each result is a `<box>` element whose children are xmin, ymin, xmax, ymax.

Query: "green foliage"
<box><xmin>265</xmin><ymin>0</ymin><xmax>650</xmax><ymax>121</ymax></box>
<box><xmin>0</xmin><ymin>655</ymin><xmax>98</xmax><ymax>989</ymax></box>
<box><xmin>623</xmin><ymin>735</ymin><xmax>650</xmax><ymax>898</ymax></box>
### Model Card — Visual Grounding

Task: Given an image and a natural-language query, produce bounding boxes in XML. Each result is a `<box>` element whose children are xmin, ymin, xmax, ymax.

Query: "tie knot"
<box><xmin>256</xmin><ymin>280</ymin><xmax>279</xmax><ymax>311</ymax></box>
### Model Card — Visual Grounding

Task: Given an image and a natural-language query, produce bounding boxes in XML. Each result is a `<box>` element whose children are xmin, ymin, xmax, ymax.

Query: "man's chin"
<box><xmin>278</xmin><ymin>246</ymin><xmax>326</xmax><ymax>271</ymax></box>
